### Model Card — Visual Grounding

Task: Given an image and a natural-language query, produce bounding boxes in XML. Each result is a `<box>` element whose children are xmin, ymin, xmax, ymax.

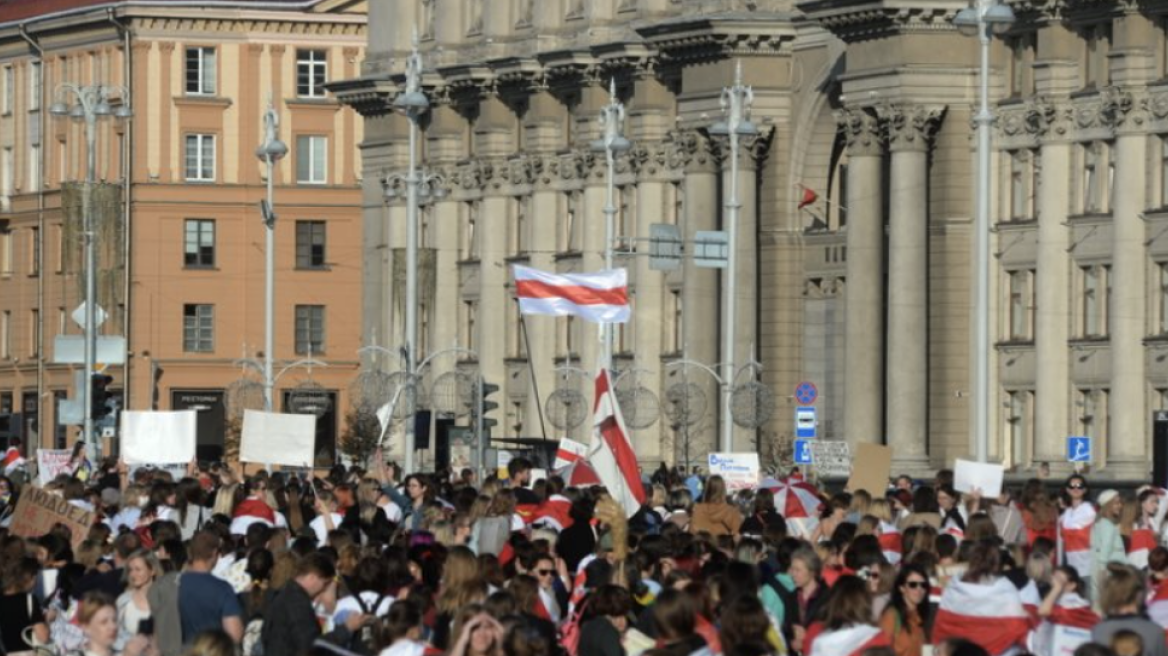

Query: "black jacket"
<box><xmin>261</xmin><ymin>581</ymin><xmax>354</xmax><ymax>656</ymax></box>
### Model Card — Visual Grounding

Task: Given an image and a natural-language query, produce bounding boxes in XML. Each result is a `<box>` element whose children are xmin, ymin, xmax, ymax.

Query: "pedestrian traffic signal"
<box><xmin>91</xmin><ymin>374</ymin><xmax>113</xmax><ymax>419</ymax></box>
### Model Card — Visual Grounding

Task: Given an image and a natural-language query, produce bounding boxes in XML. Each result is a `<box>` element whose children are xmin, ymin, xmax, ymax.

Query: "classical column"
<box><xmin>884</xmin><ymin>105</ymin><xmax>943</xmax><ymax>467</ymax></box>
<box><xmin>1108</xmin><ymin>92</ymin><xmax>1148</xmax><ymax>471</ymax></box>
<box><xmin>837</xmin><ymin>107</ymin><xmax>886</xmax><ymax>444</ymax></box>
<box><xmin>1033</xmin><ymin>101</ymin><xmax>1071</xmax><ymax>465</ymax></box>
<box><xmin>426</xmin><ymin>105</ymin><xmax>465</xmax><ymax>364</ymax></box>
<box><xmin>678</xmin><ymin>130</ymin><xmax>721</xmax><ymax>454</ymax></box>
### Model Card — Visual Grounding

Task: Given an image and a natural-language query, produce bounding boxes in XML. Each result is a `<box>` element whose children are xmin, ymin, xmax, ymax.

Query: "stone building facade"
<box><xmin>0</xmin><ymin>0</ymin><xmax>367</xmax><ymax>464</ymax></box>
<box><xmin>337</xmin><ymin>0</ymin><xmax>1168</xmax><ymax>480</ymax></box>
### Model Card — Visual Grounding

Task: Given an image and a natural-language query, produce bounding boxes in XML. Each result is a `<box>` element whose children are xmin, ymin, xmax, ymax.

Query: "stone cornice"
<box><xmin>324</xmin><ymin>75</ymin><xmax>396</xmax><ymax>117</ymax></box>
<box><xmin>796</xmin><ymin>0</ymin><xmax>966</xmax><ymax>43</ymax></box>
<box><xmin>131</xmin><ymin>15</ymin><xmax>365</xmax><ymax>37</ymax></box>
<box><xmin>636</xmin><ymin>14</ymin><xmax>797</xmax><ymax>64</ymax></box>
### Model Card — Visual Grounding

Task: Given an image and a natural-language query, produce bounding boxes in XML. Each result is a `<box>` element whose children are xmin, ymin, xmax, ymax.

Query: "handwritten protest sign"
<box><xmin>36</xmin><ymin>449</ymin><xmax>74</xmax><ymax>485</ymax></box>
<box><xmin>808</xmin><ymin>441</ymin><xmax>851</xmax><ymax>478</ymax></box>
<box><xmin>707</xmin><ymin>453</ymin><xmax>761</xmax><ymax>490</ymax></box>
<box><xmin>122</xmin><ymin>410</ymin><xmax>197</xmax><ymax>464</ymax></box>
<box><xmin>10</xmin><ymin>485</ymin><xmax>96</xmax><ymax>549</ymax></box>
<box><xmin>241</xmin><ymin>410</ymin><xmax>316</xmax><ymax>467</ymax></box>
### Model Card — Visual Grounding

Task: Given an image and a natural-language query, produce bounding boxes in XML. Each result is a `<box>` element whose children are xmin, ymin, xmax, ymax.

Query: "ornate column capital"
<box><xmin>880</xmin><ymin>104</ymin><xmax>945</xmax><ymax>152</ymax></box>
<box><xmin>710</xmin><ymin>125</ymin><xmax>776</xmax><ymax>170</ymax></box>
<box><xmin>1100</xmin><ymin>87</ymin><xmax>1148</xmax><ymax>134</ymax></box>
<box><xmin>834</xmin><ymin>107</ymin><xmax>885</xmax><ymax>157</ymax></box>
<box><xmin>666</xmin><ymin>129</ymin><xmax>718</xmax><ymax>174</ymax></box>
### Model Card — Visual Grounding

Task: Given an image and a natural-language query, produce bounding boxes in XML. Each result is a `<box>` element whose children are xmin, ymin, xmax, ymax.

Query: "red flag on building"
<box><xmin>798</xmin><ymin>187</ymin><xmax>819</xmax><ymax>209</ymax></box>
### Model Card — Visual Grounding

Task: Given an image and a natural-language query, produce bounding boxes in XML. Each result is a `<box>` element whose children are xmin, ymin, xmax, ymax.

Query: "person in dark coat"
<box><xmin>260</xmin><ymin>552</ymin><xmax>366</xmax><ymax>655</ymax></box>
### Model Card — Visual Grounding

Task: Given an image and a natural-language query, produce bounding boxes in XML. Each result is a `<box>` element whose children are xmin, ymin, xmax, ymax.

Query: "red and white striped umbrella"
<box><xmin>772</xmin><ymin>478</ymin><xmax>824</xmax><ymax>519</ymax></box>
<box><xmin>554</xmin><ymin>460</ymin><xmax>602</xmax><ymax>487</ymax></box>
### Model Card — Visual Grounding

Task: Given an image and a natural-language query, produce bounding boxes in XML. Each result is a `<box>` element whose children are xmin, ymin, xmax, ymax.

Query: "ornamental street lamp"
<box><xmin>590</xmin><ymin>79</ymin><xmax>631</xmax><ymax>369</ymax></box>
<box><xmin>255</xmin><ymin>101</ymin><xmax>288</xmax><ymax>413</ymax></box>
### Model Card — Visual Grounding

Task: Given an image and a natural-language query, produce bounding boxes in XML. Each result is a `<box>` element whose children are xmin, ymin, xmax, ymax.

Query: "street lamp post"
<box><xmin>955</xmin><ymin>0</ymin><xmax>1015</xmax><ymax>463</ymax></box>
<box><xmin>390</xmin><ymin>41</ymin><xmax>430</xmax><ymax>475</ymax></box>
<box><xmin>590</xmin><ymin>79</ymin><xmax>631</xmax><ymax>369</ymax></box>
<box><xmin>710</xmin><ymin>62</ymin><xmax>756</xmax><ymax>453</ymax></box>
<box><xmin>256</xmin><ymin>101</ymin><xmax>288</xmax><ymax>414</ymax></box>
<box><xmin>49</xmin><ymin>84</ymin><xmax>132</xmax><ymax>460</ymax></box>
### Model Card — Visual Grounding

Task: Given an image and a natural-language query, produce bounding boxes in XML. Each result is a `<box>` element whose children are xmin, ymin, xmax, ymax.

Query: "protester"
<box><xmin>1092</xmin><ymin>563</ymin><xmax>1168</xmax><ymax>656</ymax></box>
<box><xmin>177</xmin><ymin>532</ymin><xmax>243</xmax><ymax>646</ymax></box>
<box><xmin>879</xmin><ymin>565</ymin><xmax>932</xmax><ymax>656</ymax></box>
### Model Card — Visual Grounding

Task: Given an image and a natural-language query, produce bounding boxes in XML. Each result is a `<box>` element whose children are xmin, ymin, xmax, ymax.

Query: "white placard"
<box><xmin>954</xmin><ymin>458</ymin><xmax>1005</xmax><ymax>498</ymax></box>
<box><xmin>120</xmin><ymin>411</ymin><xmax>197</xmax><ymax>465</ymax></box>
<box><xmin>241</xmin><ymin>410</ymin><xmax>316</xmax><ymax>467</ymax></box>
<box><xmin>553</xmin><ymin>438</ymin><xmax>589</xmax><ymax>469</ymax></box>
<box><xmin>1050</xmin><ymin>625</ymin><xmax>1091</xmax><ymax>656</ymax></box>
<box><xmin>808</xmin><ymin>441</ymin><xmax>851</xmax><ymax>478</ymax></box>
<box><xmin>36</xmin><ymin>449</ymin><xmax>74</xmax><ymax>485</ymax></box>
<box><xmin>707</xmin><ymin>453</ymin><xmax>760</xmax><ymax>490</ymax></box>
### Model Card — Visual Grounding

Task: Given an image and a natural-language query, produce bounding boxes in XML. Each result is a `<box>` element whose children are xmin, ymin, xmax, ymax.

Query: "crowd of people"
<box><xmin>1</xmin><ymin>446</ymin><xmax>1168</xmax><ymax>656</ymax></box>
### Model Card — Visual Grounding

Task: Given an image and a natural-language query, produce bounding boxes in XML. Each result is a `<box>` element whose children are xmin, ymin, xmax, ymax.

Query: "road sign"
<box><xmin>694</xmin><ymin>230</ymin><xmax>728</xmax><ymax>268</ymax></box>
<box><xmin>72</xmin><ymin>302</ymin><xmax>107</xmax><ymax>329</ymax></box>
<box><xmin>53</xmin><ymin>335</ymin><xmax>126</xmax><ymax>364</ymax></box>
<box><xmin>795</xmin><ymin>406</ymin><xmax>817</xmax><ymax>439</ymax></box>
<box><xmin>1067</xmin><ymin>436</ymin><xmax>1092</xmax><ymax>463</ymax></box>
<box><xmin>794</xmin><ymin>439</ymin><xmax>812</xmax><ymax>464</ymax></box>
<box><xmin>649</xmin><ymin>223</ymin><xmax>682</xmax><ymax>271</ymax></box>
<box><xmin>795</xmin><ymin>381</ymin><xmax>818</xmax><ymax>405</ymax></box>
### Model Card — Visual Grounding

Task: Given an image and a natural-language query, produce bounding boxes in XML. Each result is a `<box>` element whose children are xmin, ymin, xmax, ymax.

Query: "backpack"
<box><xmin>558</xmin><ymin>596</ymin><xmax>590</xmax><ymax>656</ymax></box>
<box><xmin>350</xmin><ymin>593</ymin><xmax>388</xmax><ymax>654</ymax></box>
<box><xmin>243</xmin><ymin>618</ymin><xmax>264</xmax><ymax>656</ymax></box>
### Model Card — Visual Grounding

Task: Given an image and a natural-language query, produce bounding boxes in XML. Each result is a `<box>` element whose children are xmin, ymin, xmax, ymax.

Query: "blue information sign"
<box><xmin>794</xmin><ymin>439</ymin><xmax>813</xmax><ymax>464</ymax></box>
<box><xmin>1067</xmin><ymin>436</ymin><xmax>1092</xmax><ymax>463</ymax></box>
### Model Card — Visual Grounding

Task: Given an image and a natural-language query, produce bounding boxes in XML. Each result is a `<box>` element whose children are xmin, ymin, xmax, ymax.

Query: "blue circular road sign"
<box><xmin>795</xmin><ymin>382</ymin><xmax>818</xmax><ymax>405</ymax></box>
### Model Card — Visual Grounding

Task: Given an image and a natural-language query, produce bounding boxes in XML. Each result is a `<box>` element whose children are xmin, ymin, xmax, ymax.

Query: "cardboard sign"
<box><xmin>707</xmin><ymin>452</ymin><xmax>761</xmax><ymax>490</ymax></box>
<box><xmin>846</xmin><ymin>443</ymin><xmax>892</xmax><ymax>495</ymax></box>
<box><xmin>808</xmin><ymin>441</ymin><xmax>851</xmax><ymax>478</ymax></box>
<box><xmin>9</xmin><ymin>485</ymin><xmax>96</xmax><ymax>548</ymax></box>
<box><xmin>121</xmin><ymin>410</ymin><xmax>197</xmax><ymax>465</ymax></box>
<box><xmin>954</xmin><ymin>458</ymin><xmax>1005</xmax><ymax>498</ymax></box>
<box><xmin>553</xmin><ymin>438</ymin><xmax>589</xmax><ymax>469</ymax></box>
<box><xmin>36</xmin><ymin>449</ymin><xmax>75</xmax><ymax>485</ymax></box>
<box><xmin>241</xmin><ymin>410</ymin><xmax>317</xmax><ymax>467</ymax></box>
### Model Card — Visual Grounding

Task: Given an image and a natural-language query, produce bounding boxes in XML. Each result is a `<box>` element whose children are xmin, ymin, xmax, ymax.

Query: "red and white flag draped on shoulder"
<box><xmin>588</xmin><ymin>368</ymin><xmax>645</xmax><ymax>518</ymax></box>
<box><xmin>933</xmin><ymin>577</ymin><xmax>1033</xmax><ymax>656</ymax></box>
<box><xmin>514</xmin><ymin>265</ymin><xmax>630</xmax><ymax>324</ymax></box>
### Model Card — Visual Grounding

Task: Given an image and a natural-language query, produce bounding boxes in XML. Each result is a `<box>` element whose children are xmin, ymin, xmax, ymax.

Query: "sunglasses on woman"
<box><xmin>904</xmin><ymin>581</ymin><xmax>929</xmax><ymax>590</ymax></box>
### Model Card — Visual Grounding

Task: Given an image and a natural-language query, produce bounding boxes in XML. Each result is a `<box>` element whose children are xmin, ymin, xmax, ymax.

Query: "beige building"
<box><xmin>0</xmin><ymin>0</ymin><xmax>368</xmax><ymax>465</ymax></box>
<box><xmin>337</xmin><ymin>0</ymin><xmax>1168</xmax><ymax>480</ymax></box>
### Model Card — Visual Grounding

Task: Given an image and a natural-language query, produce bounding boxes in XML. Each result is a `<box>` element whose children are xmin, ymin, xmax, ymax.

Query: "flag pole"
<box><xmin>520</xmin><ymin>313</ymin><xmax>550</xmax><ymax>445</ymax></box>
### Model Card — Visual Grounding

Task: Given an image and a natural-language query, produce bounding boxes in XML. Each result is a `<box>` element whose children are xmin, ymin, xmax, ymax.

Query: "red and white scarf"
<box><xmin>1059</xmin><ymin>503</ymin><xmax>1096</xmax><ymax>579</ymax></box>
<box><xmin>1029</xmin><ymin>591</ymin><xmax>1098</xmax><ymax>656</ymax></box>
<box><xmin>808</xmin><ymin>624</ymin><xmax>888</xmax><ymax>656</ymax></box>
<box><xmin>878</xmin><ymin>521</ymin><xmax>902</xmax><ymax>565</ymax></box>
<box><xmin>933</xmin><ymin>577</ymin><xmax>1033</xmax><ymax>656</ymax></box>
<box><xmin>1129</xmin><ymin>519</ymin><xmax>1158</xmax><ymax>570</ymax></box>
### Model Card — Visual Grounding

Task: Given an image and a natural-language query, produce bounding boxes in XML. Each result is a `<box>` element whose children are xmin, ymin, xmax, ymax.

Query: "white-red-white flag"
<box><xmin>588</xmin><ymin>367</ymin><xmax>644</xmax><ymax>517</ymax></box>
<box><xmin>933</xmin><ymin>577</ymin><xmax>1033</xmax><ymax>656</ymax></box>
<box><xmin>513</xmin><ymin>265</ymin><xmax>629</xmax><ymax>324</ymax></box>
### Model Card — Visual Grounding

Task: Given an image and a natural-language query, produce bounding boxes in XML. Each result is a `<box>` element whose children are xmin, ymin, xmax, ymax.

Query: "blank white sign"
<box><xmin>241</xmin><ymin>410</ymin><xmax>316</xmax><ymax>467</ymax></box>
<box><xmin>121</xmin><ymin>411</ymin><xmax>197</xmax><ymax>465</ymax></box>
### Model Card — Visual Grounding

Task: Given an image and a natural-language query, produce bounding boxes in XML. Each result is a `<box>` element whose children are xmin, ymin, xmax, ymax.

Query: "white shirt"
<box><xmin>309</xmin><ymin>512</ymin><xmax>345</xmax><ymax>547</ymax></box>
<box><xmin>379</xmin><ymin>499</ymin><xmax>403</xmax><ymax>523</ymax></box>
<box><xmin>334</xmin><ymin>592</ymin><xmax>394</xmax><ymax>623</ymax></box>
<box><xmin>379</xmin><ymin>640</ymin><xmax>425</xmax><ymax>656</ymax></box>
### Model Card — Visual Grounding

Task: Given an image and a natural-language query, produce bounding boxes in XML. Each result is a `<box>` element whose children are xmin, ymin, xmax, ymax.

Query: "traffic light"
<box><xmin>478</xmin><ymin>381</ymin><xmax>500</xmax><ymax>435</ymax></box>
<box><xmin>91</xmin><ymin>374</ymin><xmax>113</xmax><ymax>419</ymax></box>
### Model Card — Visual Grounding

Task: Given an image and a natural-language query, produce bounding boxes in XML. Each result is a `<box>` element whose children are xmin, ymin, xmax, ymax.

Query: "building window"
<box><xmin>1008</xmin><ymin>33</ymin><xmax>1035</xmax><ymax>97</ymax></box>
<box><xmin>560</xmin><ymin>315</ymin><xmax>576</xmax><ymax>356</ymax></box>
<box><xmin>29</xmin><ymin>60</ymin><xmax>40</xmax><ymax>111</ymax></box>
<box><xmin>511</xmin><ymin>196</ymin><xmax>528</xmax><ymax>255</ymax></box>
<box><xmin>462</xmin><ymin>201</ymin><xmax>479</xmax><ymax>260</ymax></box>
<box><xmin>1160</xmin><ymin>137</ymin><xmax>1168</xmax><ymax>208</ymax></box>
<box><xmin>0</xmin><ymin>225</ymin><xmax>11</xmax><ymax>274</ymax></box>
<box><xmin>2</xmin><ymin>66</ymin><xmax>12</xmax><ymax>114</ymax></box>
<box><xmin>185</xmin><ymin>134</ymin><xmax>215</xmax><ymax>181</ymax></box>
<box><xmin>294</xmin><ymin>305</ymin><xmax>325</xmax><ymax>354</ymax></box>
<box><xmin>296</xmin><ymin>220</ymin><xmax>327</xmax><ymax>269</ymax></box>
<box><xmin>1</xmin><ymin>146</ymin><xmax>12</xmax><ymax>209</ymax></box>
<box><xmin>184</xmin><ymin>219</ymin><xmax>215</xmax><ymax>268</ymax></box>
<box><xmin>296</xmin><ymin>135</ymin><xmax>327</xmax><ymax>184</ymax></box>
<box><xmin>1076</xmin><ymin>388</ymin><xmax>1109</xmax><ymax>442</ymax></box>
<box><xmin>29</xmin><ymin>227</ymin><xmax>39</xmax><ymax>276</ymax></box>
<box><xmin>0</xmin><ymin>310</ymin><xmax>9</xmax><ymax>359</ymax></box>
<box><xmin>1079</xmin><ymin>263</ymin><xmax>1110</xmax><ymax>338</ymax></box>
<box><xmin>1007</xmin><ymin>269</ymin><xmax>1035</xmax><ymax>341</ymax></box>
<box><xmin>182</xmin><ymin>304</ymin><xmax>214</xmax><ymax>353</ymax></box>
<box><xmin>28</xmin><ymin>309</ymin><xmax>38</xmax><ymax>357</ymax></box>
<box><xmin>185</xmin><ymin>47</ymin><xmax>216</xmax><ymax>95</ymax></box>
<box><xmin>560</xmin><ymin>192</ymin><xmax>578</xmax><ymax>252</ymax></box>
<box><xmin>1005</xmin><ymin>390</ymin><xmax>1033</xmax><ymax>468</ymax></box>
<box><xmin>1082</xmin><ymin>23</ymin><xmax>1112</xmax><ymax>88</ymax></box>
<box><xmin>670</xmin><ymin>289</ymin><xmax>683</xmax><ymax>353</ymax></box>
<box><xmin>1008</xmin><ymin>150</ymin><xmax>1036</xmax><ymax>221</ymax></box>
<box><xmin>616</xmin><ymin>185</ymin><xmax>636</xmax><ymax>251</ymax></box>
<box><xmin>616</xmin><ymin>299</ymin><xmax>633</xmax><ymax>353</ymax></box>
<box><xmin>27</xmin><ymin>144</ymin><xmax>39</xmax><ymax>193</ymax></box>
<box><xmin>296</xmin><ymin>50</ymin><xmax>328</xmax><ymax>98</ymax></box>
<box><xmin>509</xmin><ymin>297</ymin><xmax>524</xmax><ymax>358</ymax></box>
<box><xmin>1158</xmin><ymin>261</ymin><xmax>1168</xmax><ymax>335</ymax></box>
<box><xmin>463</xmin><ymin>300</ymin><xmax>478</xmax><ymax>352</ymax></box>
<box><xmin>1081</xmin><ymin>142</ymin><xmax>1101</xmax><ymax>213</ymax></box>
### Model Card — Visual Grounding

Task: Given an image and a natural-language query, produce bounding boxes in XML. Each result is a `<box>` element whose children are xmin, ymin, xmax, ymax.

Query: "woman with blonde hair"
<box><xmin>435</xmin><ymin>546</ymin><xmax>489</xmax><ymax>649</ymax></box>
<box><xmin>471</xmin><ymin>491</ymin><xmax>515</xmax><ymax>556</ymax></box>
<box><xmin>871</xmin><ymin>499</ymin><xmax>904</xmax><ymax>564</ymax></box>
<box><xmin>115</xmin><ymin>551</ymin><xmax>160</xmax><ymax>650</ymax></box>
<box><xmin>341</xmin><ymin>478</ymin><xmax>396</xmax><ymax>545</ymax></box>
<box><xmin>67</xmin><ymin>592</ymin><xmax>152</xmax><ymax>656</ymax></box>
<box><xmin>109</xmin><ymin>485</ymin><xmax>147</xmax><ymax>533</ymax></box>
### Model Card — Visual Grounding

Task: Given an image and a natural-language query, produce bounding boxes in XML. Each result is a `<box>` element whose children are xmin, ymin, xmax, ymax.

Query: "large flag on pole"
<box><xmin>514</xmin><ymin>265</ymin><xmax>630</xmax><ymax>323</ymax></box>
<box><xmin>588</xmin><ymin>367</ymin><xmax>645</xmax><ymax>517</ymax></box>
